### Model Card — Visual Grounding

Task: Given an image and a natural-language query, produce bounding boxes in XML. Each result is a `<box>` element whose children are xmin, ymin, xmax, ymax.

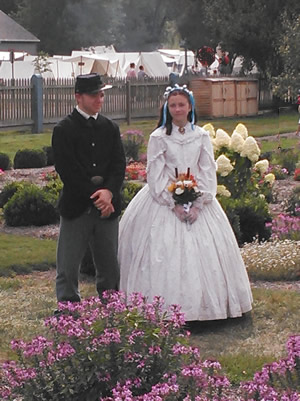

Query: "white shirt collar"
<box><xmin>76</xmin><ymin>105</ymin><xmax>98</xmax><ymax>120</ymax></box>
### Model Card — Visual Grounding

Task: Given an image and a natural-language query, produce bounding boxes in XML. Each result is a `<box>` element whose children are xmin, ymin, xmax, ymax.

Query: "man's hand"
<box><xmin>90</xmin><ymin>189</ymin><xmax>114</xmax><ymax>218</ymax></box>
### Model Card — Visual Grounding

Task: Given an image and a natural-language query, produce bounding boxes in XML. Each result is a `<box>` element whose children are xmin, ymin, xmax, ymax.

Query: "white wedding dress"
<box><xmin>119</xmin><ymin>123</ymin><xmax>253</xmax><ymax>321</ymax></box>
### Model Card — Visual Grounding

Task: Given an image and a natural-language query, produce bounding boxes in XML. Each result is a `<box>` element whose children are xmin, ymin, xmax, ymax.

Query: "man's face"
<box><xmin>75</xmin><ymin>91</ymin><xmax>105</xmax><ymax>115</ymax></box>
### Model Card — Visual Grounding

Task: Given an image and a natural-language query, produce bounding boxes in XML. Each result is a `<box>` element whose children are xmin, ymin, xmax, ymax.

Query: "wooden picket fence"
<box><xmin>0</xmin><ymin>76</ymin><xmax>277</xmax><ymax>129</ymax></box>
<box><xmin>0</xmin><ymin>77</ymin><xmax>169</xmax><ymax>129</ymax></box>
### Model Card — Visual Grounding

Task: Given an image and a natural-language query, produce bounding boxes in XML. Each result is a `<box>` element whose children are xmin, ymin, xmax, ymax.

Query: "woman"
<box><xmin>119</xmin><ymin>84</ymin><xmax>252</xmax><ymax>321</ymax></box>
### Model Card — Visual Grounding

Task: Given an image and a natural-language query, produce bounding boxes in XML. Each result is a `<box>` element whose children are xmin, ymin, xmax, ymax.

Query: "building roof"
<box><xmin>0</xmin><ymin>10</ymin><xmax>39</xmax><ymax>43</ymax></box>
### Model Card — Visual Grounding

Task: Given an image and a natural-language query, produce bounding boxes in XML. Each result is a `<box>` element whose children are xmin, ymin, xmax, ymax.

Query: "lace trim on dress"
<box><xmin>146</xmin><ymin>148</ymin><xmax>166</xmax><ymax>170</ymax></box>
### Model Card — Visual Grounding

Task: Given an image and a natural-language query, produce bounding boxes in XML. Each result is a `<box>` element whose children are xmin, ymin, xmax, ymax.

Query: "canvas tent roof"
<box><xmin>0</xmin><ymin>10</ymin><xmax>39</xmax><ymax>43</ymax></box>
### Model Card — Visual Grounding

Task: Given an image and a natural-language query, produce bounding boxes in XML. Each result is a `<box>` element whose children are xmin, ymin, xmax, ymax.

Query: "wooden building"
<box><xmin>189</xmin><ymin>77</ymin><xmax>258</xmax><ymax>118</ymax></box>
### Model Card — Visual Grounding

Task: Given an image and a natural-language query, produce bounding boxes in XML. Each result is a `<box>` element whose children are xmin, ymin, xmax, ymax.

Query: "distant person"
<box><xmin>137</xmin><ymin>65</ymin><xmax>147</xmax><ymax>80</ymax></box>
<box><xmin>126</xmin><ymin>63</ymin><xmax>137</xmax><ymax>79</ymax></box>
<box><xmin>52</xmin><ymin>73</ymin><xmax>126</xmax><ymax>305</ymax></box>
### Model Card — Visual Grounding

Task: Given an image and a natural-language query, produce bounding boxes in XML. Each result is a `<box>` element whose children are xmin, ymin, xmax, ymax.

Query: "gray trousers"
<box><xmin>56</xmin><ymin>207</ymin><xmax>119</xmax><ymax>302</ymax></box>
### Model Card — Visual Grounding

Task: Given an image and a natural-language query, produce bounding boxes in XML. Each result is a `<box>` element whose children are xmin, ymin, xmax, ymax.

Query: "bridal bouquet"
<box><xmin>168</xmin><ymin>168</ymin><xmax>202</xmax><ymax>212</ymax></box>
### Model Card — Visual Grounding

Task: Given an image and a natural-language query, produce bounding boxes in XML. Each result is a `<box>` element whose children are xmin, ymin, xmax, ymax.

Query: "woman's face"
<box><xmin>168</xmin><ymin>92</ymin><xmax>191</xmax><ymax>127</ymax></box>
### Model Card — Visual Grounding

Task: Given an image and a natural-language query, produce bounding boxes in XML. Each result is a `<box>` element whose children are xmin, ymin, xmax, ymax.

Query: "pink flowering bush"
<box><xmin>239</xmin><ymin>335</ymin><xmax>300</xmax><ymax>401</ymax></box>
<box><xmin>266</xmin><ymin>213</ymin><xmax>300</xmax><ymax>241</ymax></box>
<box><xmin>0</xmin><ymin>292</ymin><xmax>232</xmax><ymax>401</ymax></box>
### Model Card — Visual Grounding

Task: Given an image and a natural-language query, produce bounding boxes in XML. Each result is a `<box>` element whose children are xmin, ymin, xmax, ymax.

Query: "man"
<box><xmin>52</xmin><ymin>73</ymin><xmax>126</xmax><ymax>303</ymax></box>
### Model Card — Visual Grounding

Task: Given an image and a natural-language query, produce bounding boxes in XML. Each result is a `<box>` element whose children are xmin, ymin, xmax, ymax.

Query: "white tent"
<box><xmin>158</xmin><ymin>49</ymin><xmax>195</xmax><ymax>75</ymax></box>
<box><xmin>62</xmin><ymin>54</ymin><xmax>126</xmax><ymax>78</ymax></box>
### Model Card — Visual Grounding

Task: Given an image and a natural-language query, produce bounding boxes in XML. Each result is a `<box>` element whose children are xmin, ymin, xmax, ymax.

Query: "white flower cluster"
<box><xmin>202</xmin><ymin>123</ymin><xmax>274</xmax><ymax>198</ymax></box>
<box><xmin>163</xmin><ymin>84</ymin><xmax>193</xmax><ymax>100</ymax></box>
<box><xmin>203</xmin><ymin>123</ymin><xmax>261</xmax><ymax>163</ymax></box>
<box><xmin>216</xmin><ymin>155</ymin><xmax>234</xmax><ymax>177</ymax></box>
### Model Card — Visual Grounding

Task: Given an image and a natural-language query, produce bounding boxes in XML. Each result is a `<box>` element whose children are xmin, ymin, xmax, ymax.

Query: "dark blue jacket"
<box><xmin>52</xmin><ymin>108</ymin><xmax>126</xmax><ymax>219</ymax></box>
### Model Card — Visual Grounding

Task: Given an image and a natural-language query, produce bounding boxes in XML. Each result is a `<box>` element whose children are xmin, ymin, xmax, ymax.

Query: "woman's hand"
<box><xmin>186</xmin><ymin>206</ymin><xmax>200</xmax><ymax>224</ymax></box>
<box><xmin>173</xmin><ymin>204</ymin><xmax>187</xmax><ymax>222</ymax></box>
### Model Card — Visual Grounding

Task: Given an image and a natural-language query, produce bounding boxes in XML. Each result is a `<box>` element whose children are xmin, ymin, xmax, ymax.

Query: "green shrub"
<box><xmin>3</xmin><ymin>184</ymin><xmax>59</xmax><ymax>227</ymax></box>
<box><xmin>42</xmin><ymin>172</ymin><xmax>63</xmax><ymax>202</ymax></box>
<box><xmin>0</xmin><ymin>152</ymin><xmax>11</xmax><ymax>170</ymax></box>
<box><xmin>121</xmin><ymin>180</ymin><xmax>143</xmax><ymax>210</ymax></box>
<box><xmin>13</xmin><ymin>149</ymin><xmax>47</xmax><ymax>169</ymax></box>
<box><xmin>219</xmin><ymin>195</ymin><xmax>272</xmax><ymax>244</ymax></box>
<box><xmin>121</xmin><ymin>130</ymin><xmax>145</xmax><ymax>161</ymax></box>
<box><xmin>0</xmin><ymin>181</ymin><xmax>29</xmax><ymax>208</ymax></box>
<box><xmin>271</xmin><ymin>148</ymin><xmax>299</xmax><ymax>174</ymax></box>
<box><xmin>43</xmin><ymin>146</ymin><xmax>54</xmax><ymax>166</ymax></box>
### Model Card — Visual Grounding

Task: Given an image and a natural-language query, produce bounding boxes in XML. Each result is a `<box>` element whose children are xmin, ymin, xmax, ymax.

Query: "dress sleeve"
<box><xmin>146</xmin><ymin>132</ymin><xmax>174</xmax><ymax>208</ymax></box>
<box><xmin>194</xmin><ymin>131</ymin><xmax>217</xmax><ymax>209</ymax></box>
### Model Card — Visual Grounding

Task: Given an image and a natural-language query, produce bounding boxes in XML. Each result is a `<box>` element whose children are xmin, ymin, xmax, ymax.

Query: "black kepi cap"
<box><xmin>75</xmin><ymin>73</ymin><xmax>112</xmax><ymax>94</ymax></box>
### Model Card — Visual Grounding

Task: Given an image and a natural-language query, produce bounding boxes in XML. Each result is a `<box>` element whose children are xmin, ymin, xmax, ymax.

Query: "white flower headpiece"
<box><xmin>161</xmin><ymin>84</ymin><xmax>196</xmax><ymax>130</ymax></box>
<box><xmin>163</xmin><ymin>84</ymin><xmax>194</xmax><ymax>100</ymax></box>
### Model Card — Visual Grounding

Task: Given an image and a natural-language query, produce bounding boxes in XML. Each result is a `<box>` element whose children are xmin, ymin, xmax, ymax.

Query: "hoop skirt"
<box><xmin>119</xmin><ymin>124</ymin><xmax>252</xmax><ymax>321</ymax></box>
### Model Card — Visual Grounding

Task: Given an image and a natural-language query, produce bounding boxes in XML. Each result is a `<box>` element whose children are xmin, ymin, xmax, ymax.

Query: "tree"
<box><xmin>0</xmin><ymin>0</ymin><xmax>19</xmax><ymax>15</ymax></box>
<box><xmin>272</xmin><ymin>14</ymin><xmax>300</xmax><ymax>100</ymax></box>
<box><xmin>117</xmin><ymin>0</ymin><xmax>174</xmax><ymax>51</ymax></box>
<box><xmin>173</xmin><ymin>0</ymin><xmax>300</xmax><ymax>78</ymax></box>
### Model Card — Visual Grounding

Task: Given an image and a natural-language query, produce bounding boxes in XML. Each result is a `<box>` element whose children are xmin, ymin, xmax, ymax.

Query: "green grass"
<box><xmin>188</xmin><ymin>287</ymin><xmax>300</xmax><ymax>384</ymax></box>
<box><xmin>1</xmin><ymin>110</ymin><xmax>299</xmax><ymax>161</ymax></box>
<box><xmin>0</xmin><ymin>233</ymin><xmax>56</xmax><ymax>276</ymax></box>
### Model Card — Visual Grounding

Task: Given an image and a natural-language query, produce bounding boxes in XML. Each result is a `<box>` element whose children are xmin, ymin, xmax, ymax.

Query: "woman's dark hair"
<box><xmin>156</xmin><ymin>90</ymin><xmax>197</xmax><ymax>135</ymax></box>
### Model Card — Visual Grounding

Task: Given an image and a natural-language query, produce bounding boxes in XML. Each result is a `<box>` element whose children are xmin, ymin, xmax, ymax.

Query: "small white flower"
<box><xmin>259</xmin><ymin>194</ymin><xmax>265</xmax><ymax>199</ymax></box>
<box><xmin>176</xmin><ymin>180</ymin><xmax>183</xmax><ymax>186</ymax></box>
<box><xmin>175</xmin><ymin>187</ymin><xmax>184</xmax><ymax>195</ymax></box>
<box><xmin>255</xmin><ymin>159</ymin><xmax>269</xmax><ymax>175</ymax></box>
<box><xmin>215</xmin><ymin>129</ymin><xmax>231</xmax><ymax>149</ymax></box>
<box><xmin>230</xmin><ymin>131</ymin><xmax>245</xmax><ymax>153</ymax></box>
<box><xmin>240</xmin><ymin>136</ymin><xmax>260</xmax><ymax>162</ymax></box>
<box><xmin>193</xmin><ymin>187</ymin><xmax>201</xmax><ymax>193</ymax></box>
<box><xmin>183</xmin><ymin>180</ymin><xmax>192</xmax><ymax>186</ymax></box>
<box><xmin>216</xmin><ymin>154</ymin><xmax>234</xmax><ymax>176</ymax></box>
<box><xmin>233</xmin><ymin>123</ymin><xmax>248</xmax><ymax>139</ymax></box>
<box><xmin>217</xmin><ymin>185</ymin><xmax>231</xmax><ymax>197</ymax></box>
<box><xmin>202</xmin><ymin>123</ymin><xmax>216</xmax><ymax>139</ymax></box>
<box><xmin>264</xmin><ymin>173</ymin><xmax>275</xmax><ymax>185</ymax></box>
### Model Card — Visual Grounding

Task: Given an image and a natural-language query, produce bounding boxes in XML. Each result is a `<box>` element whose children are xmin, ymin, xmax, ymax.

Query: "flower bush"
<box><xmin>204</xmin><ymin>123</ymin><xmax>273</xmax><ymax>242</ymax></box>
<box><xmin>266</xmin><ymin>214</ymin><xmax>300</xmax><ymax>241</ymax></box>
<box><xmin>239</xmin><ymin>335</ymin><xmax>300</xmax><ymax>401</ymax></box>
<box><xmin>268</xmin><ymin>164</ymin><xmax>289</xmax><ymax>180</ymax></box>
<box><xmin>121</xmin><ymin>130</ymin><xmax>145</xmax><ymax>162</ymax></box>
<box><xmin>0</xmin><ymin>292</ymin><xmax>233</xmax><ymax>401</ymax></box>
<box><xmin>241</xmin><ymin>239</ymin><xmax>300</xmax><ymax>281</ymax></box>
<box><xmin>125</xmin><ymin>161</ymin><xmax>147</xmax><ymax>181</ymax></box>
